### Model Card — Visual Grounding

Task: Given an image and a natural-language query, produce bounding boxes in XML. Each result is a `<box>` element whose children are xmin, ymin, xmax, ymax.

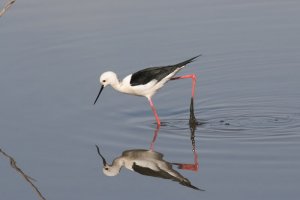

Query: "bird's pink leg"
<box><xmin>171</xmin><ymin>74</ymin><xmax>197</xmax><ymax>98</ymax></box>
<box><xmin>148</xmin><ymin>98</ymin><xmax>161</xmax><ymax>126</ymax></box>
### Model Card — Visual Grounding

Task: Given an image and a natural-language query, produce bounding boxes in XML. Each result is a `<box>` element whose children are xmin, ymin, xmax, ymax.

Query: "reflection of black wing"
<box><xmin>132</xmin><ymin>162</ymin><xmax>202</xmax><ymax>190</ymax></box>
<box><xmin>130</xmin><ymin>55</ymin><xmax>200</xmax><ymax>86</ymax></box>
<box><xmin>132</xmin><ymin>162</ymin><xmax>173</xmax><ymax>179</ymax></box>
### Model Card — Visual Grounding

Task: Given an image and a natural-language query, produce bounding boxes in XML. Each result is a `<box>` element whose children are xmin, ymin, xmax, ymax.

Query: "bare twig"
<box><xmin>0</xmin><ymin>0</ymin><xmax>16</xmax><ymax>17</ymax></box>
<box><xmin>0</xmin><ymin>148</ymin><xmax>46</xmax><ymax>200</ymax></box>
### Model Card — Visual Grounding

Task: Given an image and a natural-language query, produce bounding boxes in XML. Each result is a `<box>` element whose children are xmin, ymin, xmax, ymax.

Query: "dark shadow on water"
<box><xmin>94</xmin><ymin>98</ymin><xmax>204</xmax><ymax>190</ymax></box>
<box><xmin>0</xmin><ymin>147</ymin><xmax>46</xmax><ymax>200</ymax></box>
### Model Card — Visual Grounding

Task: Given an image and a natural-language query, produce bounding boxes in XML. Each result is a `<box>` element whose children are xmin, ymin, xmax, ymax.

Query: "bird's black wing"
<box><xmin>130</xmin><ymin>66</ymin><xmax>178</xmax><ymax>86</ymax></box>
<box><xmin>130</xmin><ymin>55</ymin><xmax>201</xmax><ymax>86</ymax></box>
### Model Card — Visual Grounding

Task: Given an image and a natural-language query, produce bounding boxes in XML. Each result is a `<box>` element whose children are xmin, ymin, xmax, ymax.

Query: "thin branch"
<box><xmin>0</xmin><ymin>148</ymin><xmax>46</xmax><ymax>200</ymax></box>
<box><xmin>0</xmin><ymin>0</ymin><xmax>16</xmax><ymax>17</ymax></box>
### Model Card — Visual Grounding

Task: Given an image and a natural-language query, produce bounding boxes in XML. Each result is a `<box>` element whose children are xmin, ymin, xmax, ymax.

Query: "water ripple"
<box><xmin>205</xmin><ymin>113</ymin><xmax>294</xmax><ymax>131</ymax></box>
<box><xmin>144</xmin><ymin>103</ymin><xmax>300</xmax><ymax>142</ymax></box>
<box><xmin>195</xmin><ymin>104</ymin><xmax>300</xmax><ymax>141</ymax></box>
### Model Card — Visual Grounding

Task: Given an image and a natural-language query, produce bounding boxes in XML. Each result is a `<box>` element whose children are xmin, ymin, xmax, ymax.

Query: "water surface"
<box><xmin>1</xmin><ymin>0</ymin><xmax>300</xmax><ymax>199</ymax></box>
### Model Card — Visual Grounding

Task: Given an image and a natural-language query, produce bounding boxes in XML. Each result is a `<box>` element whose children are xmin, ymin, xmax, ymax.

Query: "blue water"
<box><xmin>1</xmin><ymin>0</ymin><xmax>300</xmax><ymax>199</ymax></box>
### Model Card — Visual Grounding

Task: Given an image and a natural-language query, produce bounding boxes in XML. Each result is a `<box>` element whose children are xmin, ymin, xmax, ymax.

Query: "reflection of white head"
<box><xmin>95</xmin><ymin>145</ymin><xmax>122</xmax><ymax>177</ymax></box>
<box><xmin>103</xmin><ymin>165</ymin><xmax>120</xmax><ymax>176</ymax></box>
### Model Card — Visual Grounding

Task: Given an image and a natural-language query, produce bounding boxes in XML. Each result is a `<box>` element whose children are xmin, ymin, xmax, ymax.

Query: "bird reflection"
<box><xmin>96</xmin><ymin>145</ymin><xmax>202</xmax><ymax>190</ymax></box>
<box><xmin>95</xmin><ymin>98</ymin><xmax>203</xmax><ymax>190</ymax></box>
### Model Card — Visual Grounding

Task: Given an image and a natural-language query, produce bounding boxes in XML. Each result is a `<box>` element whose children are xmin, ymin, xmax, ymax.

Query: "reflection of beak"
<box><xmin>95</xmin><ymin>145</ymin><xmax>107</xmax><ymax>166</ymax></box>
<box><xmin>93</xmin><ymin>85</ymin><xmax>104</xmax><ymax>105</ymax></box>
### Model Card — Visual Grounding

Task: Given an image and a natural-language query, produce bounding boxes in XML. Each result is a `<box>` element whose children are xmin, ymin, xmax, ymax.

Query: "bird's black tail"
<box><xmin>173</xmin><ymin>54</ymin><xmax>201</xmax><ymax>68</ymax></box>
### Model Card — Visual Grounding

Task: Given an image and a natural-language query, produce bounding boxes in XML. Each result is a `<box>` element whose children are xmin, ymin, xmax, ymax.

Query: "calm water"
<box><xmin>1</xmin><ymin>0</ymin><xmax>300</xmax><ymax>199</ymax></box>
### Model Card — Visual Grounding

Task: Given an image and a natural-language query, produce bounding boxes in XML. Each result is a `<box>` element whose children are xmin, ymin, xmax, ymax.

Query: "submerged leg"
<box><xmin>148</xmin><ymin>98</ymin><xmax>161</xmax><ymax>126</ymax></box>
<box><xmin>171</xmin><ymin>74</ymin><xmax>197</xmax><ymax>98</ymax></box>
<box><xmin>149</xmin><ymin>125</ymin><xmax>160</xmax><ymax>151</ymax></box>
<box><xmin>189</xmin><ymin>97</ymin><xmax>197</xmax><ymax>126</ymax></box>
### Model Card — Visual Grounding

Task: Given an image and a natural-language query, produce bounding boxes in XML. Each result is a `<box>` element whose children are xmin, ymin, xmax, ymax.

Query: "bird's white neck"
<box><xmin>110</xmin><ymin>80</ymin><xmax>123</xmax><ymax>92</ymax></box>
<box><xmin>109</xmin><ymin>76</ymin><xmax>131</xmax><ymax>94</ymax></box>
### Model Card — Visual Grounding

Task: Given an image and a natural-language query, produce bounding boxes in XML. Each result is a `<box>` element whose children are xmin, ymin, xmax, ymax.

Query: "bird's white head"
<box><xmin>94</xmin><ymin>71</ymin><xmax>118</xmax><ymax>104</ymax></box>
<box><xmin>99</xmin><ymin>71</ymin><xmax>118</xmax><ymax>87</ymax></box>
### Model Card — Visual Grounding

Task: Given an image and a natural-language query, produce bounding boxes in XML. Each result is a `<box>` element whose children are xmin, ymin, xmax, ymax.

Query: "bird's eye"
<box><xmin>105</xmin><ymin>167</ymin><xmax>108</xmax><ymax>170</ymax></box>
<box><xmin>102</xmin><ymin>80</ymin><xmax>106</xmax><ymax>83</ymax></box>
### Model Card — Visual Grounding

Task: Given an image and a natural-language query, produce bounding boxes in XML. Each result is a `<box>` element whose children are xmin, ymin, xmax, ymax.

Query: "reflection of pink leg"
<box><xmin>171</xmin><ymin>74</ymin><xmax>197</xmax><ymax>98</ymax></box>
<box><xmin>148</xmin><ymin>98</ymin><xmax>161</xmax><ymax>126</ymax></box>
<box><xmin>173</xmin><ymin>150</ymin><xmax>199</xmax><ymax>172</ymax></box>
<box><xmin>149</xmin><ymin>125</ymin><xmax>160</xmax><ymax>151</ymax></box>
<box><xmin>172</xmin><ymin>124</ymin><xmax>199</xmax><ymax>172</ymax></box>
<box><xmin>181</xmin><ymin>150</ymin><xmax>199</xmax><ymax>171</ymax></box>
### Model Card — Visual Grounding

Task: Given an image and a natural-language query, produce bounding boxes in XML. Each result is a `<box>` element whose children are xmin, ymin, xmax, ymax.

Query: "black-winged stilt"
<box><xmin>93</xmin><ymin>55</ymin><xmax>201</xmax><ymax>126</ymax></box>
<box><xmin>95</xmin><ymin>145</ymin><xmax>203</xmax><ymax>190</ymax></box>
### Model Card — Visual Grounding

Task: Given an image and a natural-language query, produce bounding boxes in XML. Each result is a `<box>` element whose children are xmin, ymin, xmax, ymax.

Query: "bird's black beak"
<box><xmin>95</xmin><ymin>145</ymin><xmax>107</xmax><ymax>166</ymax></box>
<box><xmin>94</xmin><ymin>85</ymin><xmax>104</xmax><ymax>105</ymax></box>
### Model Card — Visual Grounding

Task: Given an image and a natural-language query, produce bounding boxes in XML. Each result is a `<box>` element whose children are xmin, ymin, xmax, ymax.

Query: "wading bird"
<box><xmin>94</xmin><ymin>55</ymin><xmax>201</xmax><ymax>126</ymax></box>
